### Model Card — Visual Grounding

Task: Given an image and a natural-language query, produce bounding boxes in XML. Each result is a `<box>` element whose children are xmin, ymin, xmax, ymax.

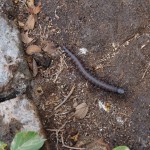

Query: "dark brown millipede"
<box><xmin>62</xmin><ymin>46</ymin><xmax>124</xmax><ymax>94</ymax></box>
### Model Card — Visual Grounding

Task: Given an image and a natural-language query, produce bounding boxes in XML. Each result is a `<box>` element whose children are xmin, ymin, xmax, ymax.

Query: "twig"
<box><xmin>57</xmin><ymin>48</ymin><xmax>68</xmax><ymax>68</ymax></box>
<box><xmin>56</xmin><ymin>122</ymin><xmax>67</xmax><ymax>150</ymax></box>
<box><xmin>47</xmin><ymin>121</ymin><xmax>68</xmax><ymax>132</ymax></box>
<box><xmin>61</xmin><ymin>133</ymin><xmax>85</xmax><ymax>150</ymax></box>
<box><xmin>53</xmin><ymin>55</ymin><xmax>65</xmax><ymax>83</ymax></box>
<box><xmin>142</xmin><ymin>62</ymin><xmax>150</xmax><ymax>79</ymax></box>
<box><xmin>47</xmin><ymin>121</ymin><xmax>85</xmax><ymax>150</ymax></box>
<box><xmin>54</xmin><ymin>5</ymin><xmax>63</xmax><ymax>19</ymax></box>
<box><xmin>47</xmin><ymin>129</ymin><xmax>63</xmax><ymax>132</ymax></box>
<box><xmin>54</xmin><ymin>85</ymin><xmax>75</xmax><ymax>110</ymax></box>
<box><xmin>47</xmin><ymin>121</ymin><xmax>68</xmax><ymax>150</ymax></box>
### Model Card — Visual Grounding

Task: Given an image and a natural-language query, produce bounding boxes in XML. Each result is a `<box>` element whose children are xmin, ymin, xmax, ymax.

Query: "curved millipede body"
<box><xmin>62</xmin><ymin>46</ymin><xmax>124</xmax><ymax>94</ymax></box>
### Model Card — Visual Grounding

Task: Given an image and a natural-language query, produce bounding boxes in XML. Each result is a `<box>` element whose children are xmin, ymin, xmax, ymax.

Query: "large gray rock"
<box><xmin>0</xmin><ymin>95</ymin><xmax>43</xmax><ymax>144</ymax></box>
<box><xmin>0</xmin><ymin>14</ymin><xmax>49</xmax><ymax>149</ymax></box>
<box><xmin>0</xmin><ymin>14</ymin><xmax>30</xmax><ymax>100</ymax></box>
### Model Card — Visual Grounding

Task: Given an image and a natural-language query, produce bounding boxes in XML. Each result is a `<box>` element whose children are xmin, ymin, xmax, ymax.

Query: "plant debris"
<box><xmin>21</xmin><ymin>32</ymin><xmax>33</xmax><ymax>44</ymax></box>
<box><xmin>32</xmin><ymin>58</ymin><xmax>38</xmax><ymax>77</ymax></box>
<box><xmin>74</xmin><ymin>103</ymin><xmax>89</xmax><ymax>119</ymax></box>
<box><xmin>26</xmin><ymin>0</ymin><xmax>42</xmax><ymax>14</ymax></box>
<box><xmin>18</xmin><ymin>21</ymin><xmax>24</xmax><ymax>28</ymax></box>
<box><xmin>24</xmin><ymin>14</ymin><xmax>35</xmax><ymax>30</ymax></box>
<box><xmin>26</xmin><ymin>0</ymin><xmax>34</xmax><ymax>8</ymax></box>
<box><xmin>32</xmin><ymin>2</ymin><xmax>42</xmax><ymax>15</ymax></box>
<box><xmin>26</xmin><ymin>45</ymin><xmax>41</xmax><ymax>55</ymax></box>
<box><xmin>43</xmin><ymin>41</ymin><xmax>56</xmax><ymax>56</ymax></box>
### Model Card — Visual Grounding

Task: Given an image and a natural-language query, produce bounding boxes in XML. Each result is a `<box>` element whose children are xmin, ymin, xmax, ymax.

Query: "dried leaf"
<box><xmin>32</xmin><ymin>2</ymin><xmax>42</xmax><ymax>14</ymax></box>
<box><xmin>26</xmin><ymin>0</ymin><xmax>34</xmax><ymax>8</ymax></box>
<box><xmin>74</xmin><ymin>103</ymin><xmax>88</xmax><ymax>119</ymax></box>
<box><xmin>32</xmin><ymin>58</ymin><xmax>38</xmax><ymax>77</ymax></box>
<box><xmin>41</xmin><ymin>39</ymin><xmax>48</xmax><ymax>45</ymax></box>
<box><xmin>43</xmin><ymin>42</ymin><xmax>56</xmax><ymax>56</ymax></box>
<box><xmin>26</xmin><ymin>45</ymin><xmax>41</xmax><ymax>55</ymax></box>
<box><xmin>24</xmin><ymin>14</ymin><xmax>35</xmax><ymax>30</ymax></box>
<box><xmin>13</xmin><ymin>0</ymin><xmax>19</xmax><ymax>4</ymax></box>
<box><xmin>27</xmin><ymin>6</ymin><xmax>35</xmax><ymax>14</ymax></box>
<box><xmin>73</xmin><ymin>101</ymin><xmax>78</xmax><ymax>108</ymax></box>
<box><xmin>18</xmin><ymin>21</ymin><xmax>25</xmax><ymax>27</ymax></box>
<box><xmin>27</xmin><ymin>1</ymin><xmax>42</xmax><ymax>14</ymax></box>
<box><xmin>21</xmin><ymin>32</ymin><xmax>33</xmax><ymax>44</ymax></box>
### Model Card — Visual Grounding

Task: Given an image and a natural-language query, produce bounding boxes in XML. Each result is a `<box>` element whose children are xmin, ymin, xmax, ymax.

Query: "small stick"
<box><xmin>53</xmin><ymin>55</ymin><xmax>65</xmax><ymax>83</ymax></box>
<box><xmin>47</xmin><ymin>129</ymin><xmax>63</xmax><ymax>132</ymax></box>
<box><xmin>54</xmin><ymin>85</ymin><xmax>75</xmax><ymax>110</ymax></box>
<box><xmin>142</xmin><ymin>62</ymin><xmax>150</xmax><ymax>79</ymax></box>
<box><xmin>47</xmin><ymin>121</ymin><xmax>68</xmax><ymax>150</ymax></box>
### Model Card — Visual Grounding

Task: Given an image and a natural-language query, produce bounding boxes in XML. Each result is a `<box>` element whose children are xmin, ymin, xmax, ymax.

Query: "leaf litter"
<box><xmin>26</xmin><ymin>0</ymin><xmax>42</xmax><ymax>15</ymax></box>
<box><xmin>43</xmin><ymin>41</ymin><xmax>57</xmax><ymax>56</ymax></box>
<box><xmin>24</xmin><ymin>14</ymin><xmax>35</xmax><ymax>30</ymax></box>
<box><xmin>18</xmin><ymin>21</ymin><xmax>25</xmax><ymax>28</ymax></box>
<box><xmin>26</xmin><ymin>0</ymin><xmax>34</xmax><ymax>8</ymax></box>
<box><xmin>32</xmin><ymin>58</ymin><xmax>38</xmax><ymax>77</ymax></box>
<box><xmin>32</xmin><ymin>2</ymin><xmax>42</xmax><ymax>14</ymax></box>
<box><xmin>74</xmin><ymin>103</ymin><xmax>89</xmax><ymax>119</ymax></box>
<box><xmin>21</xmin><ymin>32</ymin><xmax>33</xmax><ymax>44</ymax></box>
<box><xmin>26</xmin><ymin>45</ymin><xmax>41</xmax><ymax>55</ymax></box>
<box><xmin>18</xmin><ymin>1</ymin><xmax>96</xmax><ymax>149</ymax></box>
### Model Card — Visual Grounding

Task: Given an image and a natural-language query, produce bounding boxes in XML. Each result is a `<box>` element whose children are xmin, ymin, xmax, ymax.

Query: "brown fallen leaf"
<box><xmin>26</xmin><ymin>0</ymin><xmax>34</xmax><ymax>8</ymax></box>
<box><xmin>21</xmin><ymin>32</ymin><xmax>33</xmax><ymax>44</ymax></box>
<box><xmin>41</xmin><ymin>39</ymin><xmax>48</xmax><ymax>45</ymax></box>
<box><xmin>18</xmin><ymin>21</ymin><xmax>25</xmax><ymax>28</ymax></box>
<box><xmin>73</xmin><ymin>101</ymin><xmax>78</xmax><ymax>108</ymax></box>
<box><xmin>32</xmin><ymin>58</ymin><xmax>38</xmax><ymax>77</ymax></box>
<box><xmin>26</xmin><ymin>45</ymin><xmax>41</xmax><ymax>55</ymax></box>
<box><xmin>27</xmin><ymin>1</ymin><xmax>42</xmax><ymax>14</ymax></box>
<box><xmin>43</xmin><ymin>41</ymin><xmax>56</xmax><ymax>56</ymax></box>
<box><xmin>74</xmin><ymin>103</ymin><xmax>88</xmax><ymax>119</ymax></box>
<box><xmin>24</xmin><ymin>14</ymin><xmax>35</xmax><ymax>30</ymax></box>
<box><xmin>32</xmin><ymin>2</ymin><xmax>42</xmax><ymax>14</ymax></box>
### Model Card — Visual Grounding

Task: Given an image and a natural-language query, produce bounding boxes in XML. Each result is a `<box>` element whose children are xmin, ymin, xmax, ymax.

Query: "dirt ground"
<box><xmin>2</xmin><ymin>0</ymin><xmax>150</xmax><ymax>150</ymax></box>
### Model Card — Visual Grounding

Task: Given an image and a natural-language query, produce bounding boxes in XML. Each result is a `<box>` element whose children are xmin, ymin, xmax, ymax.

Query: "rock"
<box><xmin>0</xmin><ymin>14</ymin><xmax>31</xmax><ymax>101</ymax></box>
<box><xmin>0</xmin><ymin>14</ymin><xmax>50</xmax><ymax>150</ymax></box>
<box><xmin>0</xmin><ymin>96</ymin><xmax>43</xmax><ymax>145</ymax></box>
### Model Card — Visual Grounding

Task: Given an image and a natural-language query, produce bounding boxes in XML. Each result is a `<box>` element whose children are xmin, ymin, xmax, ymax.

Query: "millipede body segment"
<box><xmin>62</xmin><ymin>46</ymin><xmax>124</xmax><ymax>94</ymax></box>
